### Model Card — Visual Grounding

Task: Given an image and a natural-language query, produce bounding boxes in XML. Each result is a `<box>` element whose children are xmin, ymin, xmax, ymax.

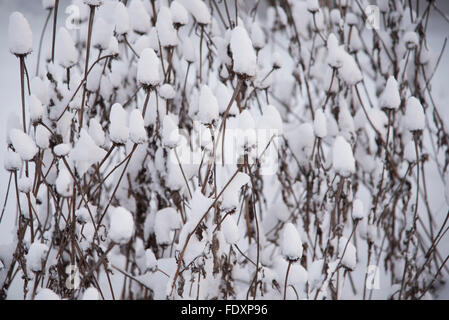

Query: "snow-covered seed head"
<box><xmin>404</xmin><ymin>31</ymin><xmax>419</xmax><ymax>50</ymax></box>
<box><xmin>281</xmin><ymin>223</ymin><xmax>303</xmax><ymax>261</ymax></box>
<box><xmin>332</xmin><ymin>136</ymin><xmax>355</xmax><ymax>177</ymax></box>
<box><xmin>109</xmin><ymin>103</ymin><xmax>129</xmax><ymax>144</ymax></box>
<box><xmin>345</xmin><ymin>13</ymin><xmax>358</xmax><ymax>26</ymax></box>
<box><xmin>156</xmin><ymin>7</ymin><xmax>178</xmax><ymax>48</ymax></box>
<box><xmin>114</xmin><ymin>2</ymin><xmax>130</xmax><ymax>36</ymax></box>
<box><xmin>56</xmin><ymin>27</ymin><xmax>78</xmax><ymax>69</ymax></box>
<box><xmin>129</xmin><ymin>0</ymin><xmax>151</xmax><ymax>35</ymax></box>
<box><xmin>9</xmin><ymin>129</ymin><xmax>38</xmax><ymax>161</ymax></box>
<box><xmin>93</xmin><ymin>17</ymin><xmax>113</xmax><ymax>51</ymax></box>
<box><xmin>181</xmin><ymin>0</ymin><xmax>211</xmax><ymax>26</ymax></box>
<box><xmin>352</xmin><ymin>199</ymin><xmax>365</xmax><ymax>221</ymax></box>
<box><xmin>53</xmin><ymin>143</ymin><xmax>71</xmax><ymax>157</ymax></box>
<box><xmin>109</xmin><ymin>207</ymin><xmax>135</xmax><ymax>244</ymax></box>
<box><xmin>129</xmin><ymin>109</ymin><xmax>147</xmax><ymax>144</ymax></box>
<box><xmin>35</xmin><ymin>125</ymin><xmax>50</xmax><ymax>149</ymax></box>
<box><xmin>404</xmin><ymin>96</ymin><xmax>425</xmax><ymax>132</ymax></box>
<box><xmin>380</xmin><ymin>76</ymin><xmax>400</xmax><ymax>110</ymax></box>
<box><xmin>230</xmin><ymin>26</ymin><xmax>257</xmax><ymax>78</ymax></box>
<box><xmin>170</xmin><ymin>1</ymin><xmax>189</xmax><ymax>28</ymax></box>
<box><xmin>272</xmin><ymin>51</ymin><xmax>283</xmax><ymax>69</ymax></box>
<box><xmin>182</xmin><ymin>37</ymin><xmax>196</xmax><ymax>63</ymax></box>
<box><xmin>26</xmin><ymin>242</ymin><xmax>49</xmax><ymax>272</ymax></box>
<box><xmin>307</xmin><ymin>0</ymin><xmax>320</xmax><ymax>13</ymax></box>
<box><xmin>145</xmin><ymin>249</ymin><xmax>157</xmax><ymax>271</ymax></box>
<box><xmin>251</xmin><ymin>21</ymin><xmax>265</xmax><ymax>51</ymax></box>
<box><xmin>326</xmin><ymin>33</ymin><xmax>344</xmax><ymax>69</ymax></box>
<box><xmin>137</xmin><ymin>48</ymin><xmax>162</xmax><ymax>89</ymax></box>
<box><xmin>198</xmin><ymin>85</ymin><xmax>219</xmax><ymax>124</ymax></box>
<box><xmin>18</xmin><ymin>177</ymin><xmax>33</xmax><ymax>194</ymax></box>
<box><xmin>313</xmin><ymin>108</ymin><xmax>327</xmax><ymax>138</ymax></box>
<box><xmin>221</xmin><ymin>215</ymin><xmax>240</xmax><ymax>245</ymax></box>
<box><xmin>8</xmin><ymin>12</ymin><xmax>33</xmax><ymax>56</ymax></box>
<box><xmin>70</xmin><ymin>129</ymin><xmax>107</xmax><ymax>176</ymax></box>
<box><xmin>4</xmin><ymin>149</ymin><xmax>22</xmax><ymax>172</ymax></box>
<box><xmin>159</xmin><ymin>84</ymin><xmax>176</xmax><ymax>100</ymax></box>
<box><xmin>29</xmin><ymin>94</ymin><xmax>44</xmax><ymax>124</ymax></box>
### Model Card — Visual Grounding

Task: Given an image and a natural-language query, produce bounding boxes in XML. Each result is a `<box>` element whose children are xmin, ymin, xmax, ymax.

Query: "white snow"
<box><xmin>180</xmin><ymin>0</ymin><xmax>211</xmax><ymax>25</ymax></box>
<box><xmin>162</xmin><ymin>114</ymin><xmax>180</xmax><ymax>148</ymax></box>
<box><xmin>70</xmin><ymin>129</ymin><xmax>107</xmax><ymax>176</ymax></box>
<box><xmin>281</xmin><ymin>223</ymin><xmax>303</xmax><ymax>261</ymax></box>
<box><xmin>9</xmin><ymin>129</ymin><xmax>38</xmax><ymax>161</ymax></box>
<box><xmin>81</xmin><ymin>287</ymin><xmax>100</xmax><ymax>300</ymax></box>
<box><xmin>129</xmin><ymin>0</ymin><xmax>151</xmax><ymax>34</ymax></box>
<box><xmin>137</xmin><ymin>48</ymin><xmax>162</xmax><ymax>87</ymax></box>
<box><xmin>26</xmin><ymin>242</ymin><xmax>49</xmax><ymax>272</ymax></box>
<box><xmin>55</xmin><ymin>168</ymin><xmax>73</xmax><ymax>197</ymax></box>
<box><xmin>404</xmin><ymin>96</ymin><xmax>425</xmax><ymax>131</ymax></box>
<box><xmin>129</xmin><ymin>109</ymin><xmax>147</xmax><ymax>144</ymax></box>
<box><xmin>404</xmin><ymin>139</ymin><xmax>417</xmax><ymax>162</ymax></box>
<box><xmin>339</xmin><ymin>50</ymin><xmax>363</xmax><ymax>85</ymax></box>
<box><xmin>88</xmin><ymin>118</ymin><xmax>105</xmax><ymax>147</ymax></box>
<box><xmin>109</xmin><ymin>103</ymin><xmax>129</xmax><ymax>144</ymax></box>
<box><xmin>145</xmin><ymin>248</ymin><xmax>157</xmax><ymax>270</ymax></box>
<box><xmin>114</xmin><ymin>2</ymin><xmax>130</xmax><ymax>35</ymax></box>
<box><xmin>35</xmin><ymin>288</ymin><xmax>60</xmax><ymax>300</ymax></box>
<box><xmin>230</xmin><ymin>26</ymin><xmax>257</xmax><ymax>77</ymax></box>
<box><xmin>182</xmin><ymin>37</ymin><xmax>196</xmax><ymax>63</ymax></box>
<box><xmin>352</xmin><ymin>199</ymin><xmax>365</xmax><ymax>220</ymax></box>
<box><xmin>109</xmin><ymin>206</ymin><xmax>135</xmax><ymax>244</ymax></box>
<box><xmin>31</xmin><ymin>77</ymin><xmax>49</xmax><ymax>106</ymax></box>
<box><xmin>404</xmin><ymin>31</ymin><xmax>419</xmax><ymax>49</ymax></box>
<box><xmin>221</xmin><ymin>214</ymin><xmax>240</xmax><ymax>245</ymax></box>
<box><xmin>380</xmin><ymin>76</ymin><xmax>401</xmax><ymax>109</ymax></box>
<box><xmin>156</xmin><ymin>7</ymin><xmax>178</xmax><ymax>48</ymax></box>
<box><xmin>307</xmin><ymin>0</ymin><xmax>320</xmax><ymax>13</ymax></box>
<box><xmin>18</xmin><ymin>177</ymin><xmax>32</xmax><ymax>193</ymax></box>
<box><xmin>53</xmin><ymin>143</ymin><xmax>71</xmax><ymax>157</ymax></box>
<box><xmin>337</xmin><ymin>236</ymin><xmax>357</xmax><ymax>270</ymax></box>
<box><xmin>215</xmin><ymin>82</ymin><xmax>238</xmax><ymax>115</ymax></box>
<box><xmin>326</xmin><ymin>33</ymin><xmax>344</xmax><ymax>69</ymax></box>
<box><xmin>93</xmin><ymin>17</ymin><xmax>112</xmax><ymax>51</ymax></box>
<box><xmin>198</xmin><ymin>85</ymin><xmax>219</xmax><ymax>124</ymax></box>
<box><xmin>29</xmin><ymin>94</ymin><xmax>44</xmax><ymax>123</ymax></box>
<box><xmin>56</xmin><ymin>27</ymin><xmax>78</xmax><ymax>68</ymax></box>
<box><xmin>4</xmin><ymin>149</ymin><xmax>22</xmax><ymax>172</ymax></box>
<box><xmin>221</xmin><ymin>172</ymin><xmax>250</xmax><ymax>210</ymax></box>
<box><xmin>159</xmin><ymin>84</ymin><xmax>176</xmax><ymax>100</ymax></box>
<box><xmin>313</xmin><ymin>109</ymin><xmax>327</xmax><ymax>138</ymax></box>
<box><xmin>8</xmin><ymin>12</ymin><xmax>33</xmax><ymax>55</ymax></box>
<box><xmin>170</xmin><ymin>1</ymin><xmax>189</xmax><ymax>27</ymax></box>
<box><xmin>332</xmin><ymin>136</ymin><xmax>355</xmax><ymax>177</ymax></box>
<box><xmin>251</xmin><ymin>21</ymin><xmax>265</xmax><ymax>50</ymax></box>
<box><xmin>258</xmin><ymin>104</ymin><xmax>283</xmax><ymax>133</ymax></box>
<box><xmin>154</xmin><ymin>207</ymin><xmax>181</xmax><ymax>245</ymax></box>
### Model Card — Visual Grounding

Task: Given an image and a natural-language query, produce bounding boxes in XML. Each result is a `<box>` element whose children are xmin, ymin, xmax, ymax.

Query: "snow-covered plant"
<box><xmin>1</xmin><ymin>0</ymin><xmax>449</xmax><ymax>301</ymax></box>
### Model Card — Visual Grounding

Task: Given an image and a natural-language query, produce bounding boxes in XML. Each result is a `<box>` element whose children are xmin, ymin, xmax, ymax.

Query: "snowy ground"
<box><xmin>0</xmin><ymin>0</ymin><xmax>449</xmax><ymax>299</ymax></box>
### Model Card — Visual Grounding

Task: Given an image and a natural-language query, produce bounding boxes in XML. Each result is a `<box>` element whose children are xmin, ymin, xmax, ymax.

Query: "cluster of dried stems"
<box><xmin>2</xmin><ymin>0</ymin><xmax>449</xmax><ymax>300</ymax></box>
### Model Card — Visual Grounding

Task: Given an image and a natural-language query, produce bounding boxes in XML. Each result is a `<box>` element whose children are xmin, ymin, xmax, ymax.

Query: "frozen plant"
<box><xmin>1</xmin><ymin>0</ymin><xmax>449</xmax><ymax>301</ymax></box>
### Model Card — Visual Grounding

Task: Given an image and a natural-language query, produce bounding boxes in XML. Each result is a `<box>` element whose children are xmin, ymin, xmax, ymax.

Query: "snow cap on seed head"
<box><xmin>8</xmin><ymin>12</ymin><xmax>33</xmax><ymax>56</ymax></box>
<box><xmin>137</xmin><ymin>48</ymin><xmax>162</xmax><ymax>88</ymax></box>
